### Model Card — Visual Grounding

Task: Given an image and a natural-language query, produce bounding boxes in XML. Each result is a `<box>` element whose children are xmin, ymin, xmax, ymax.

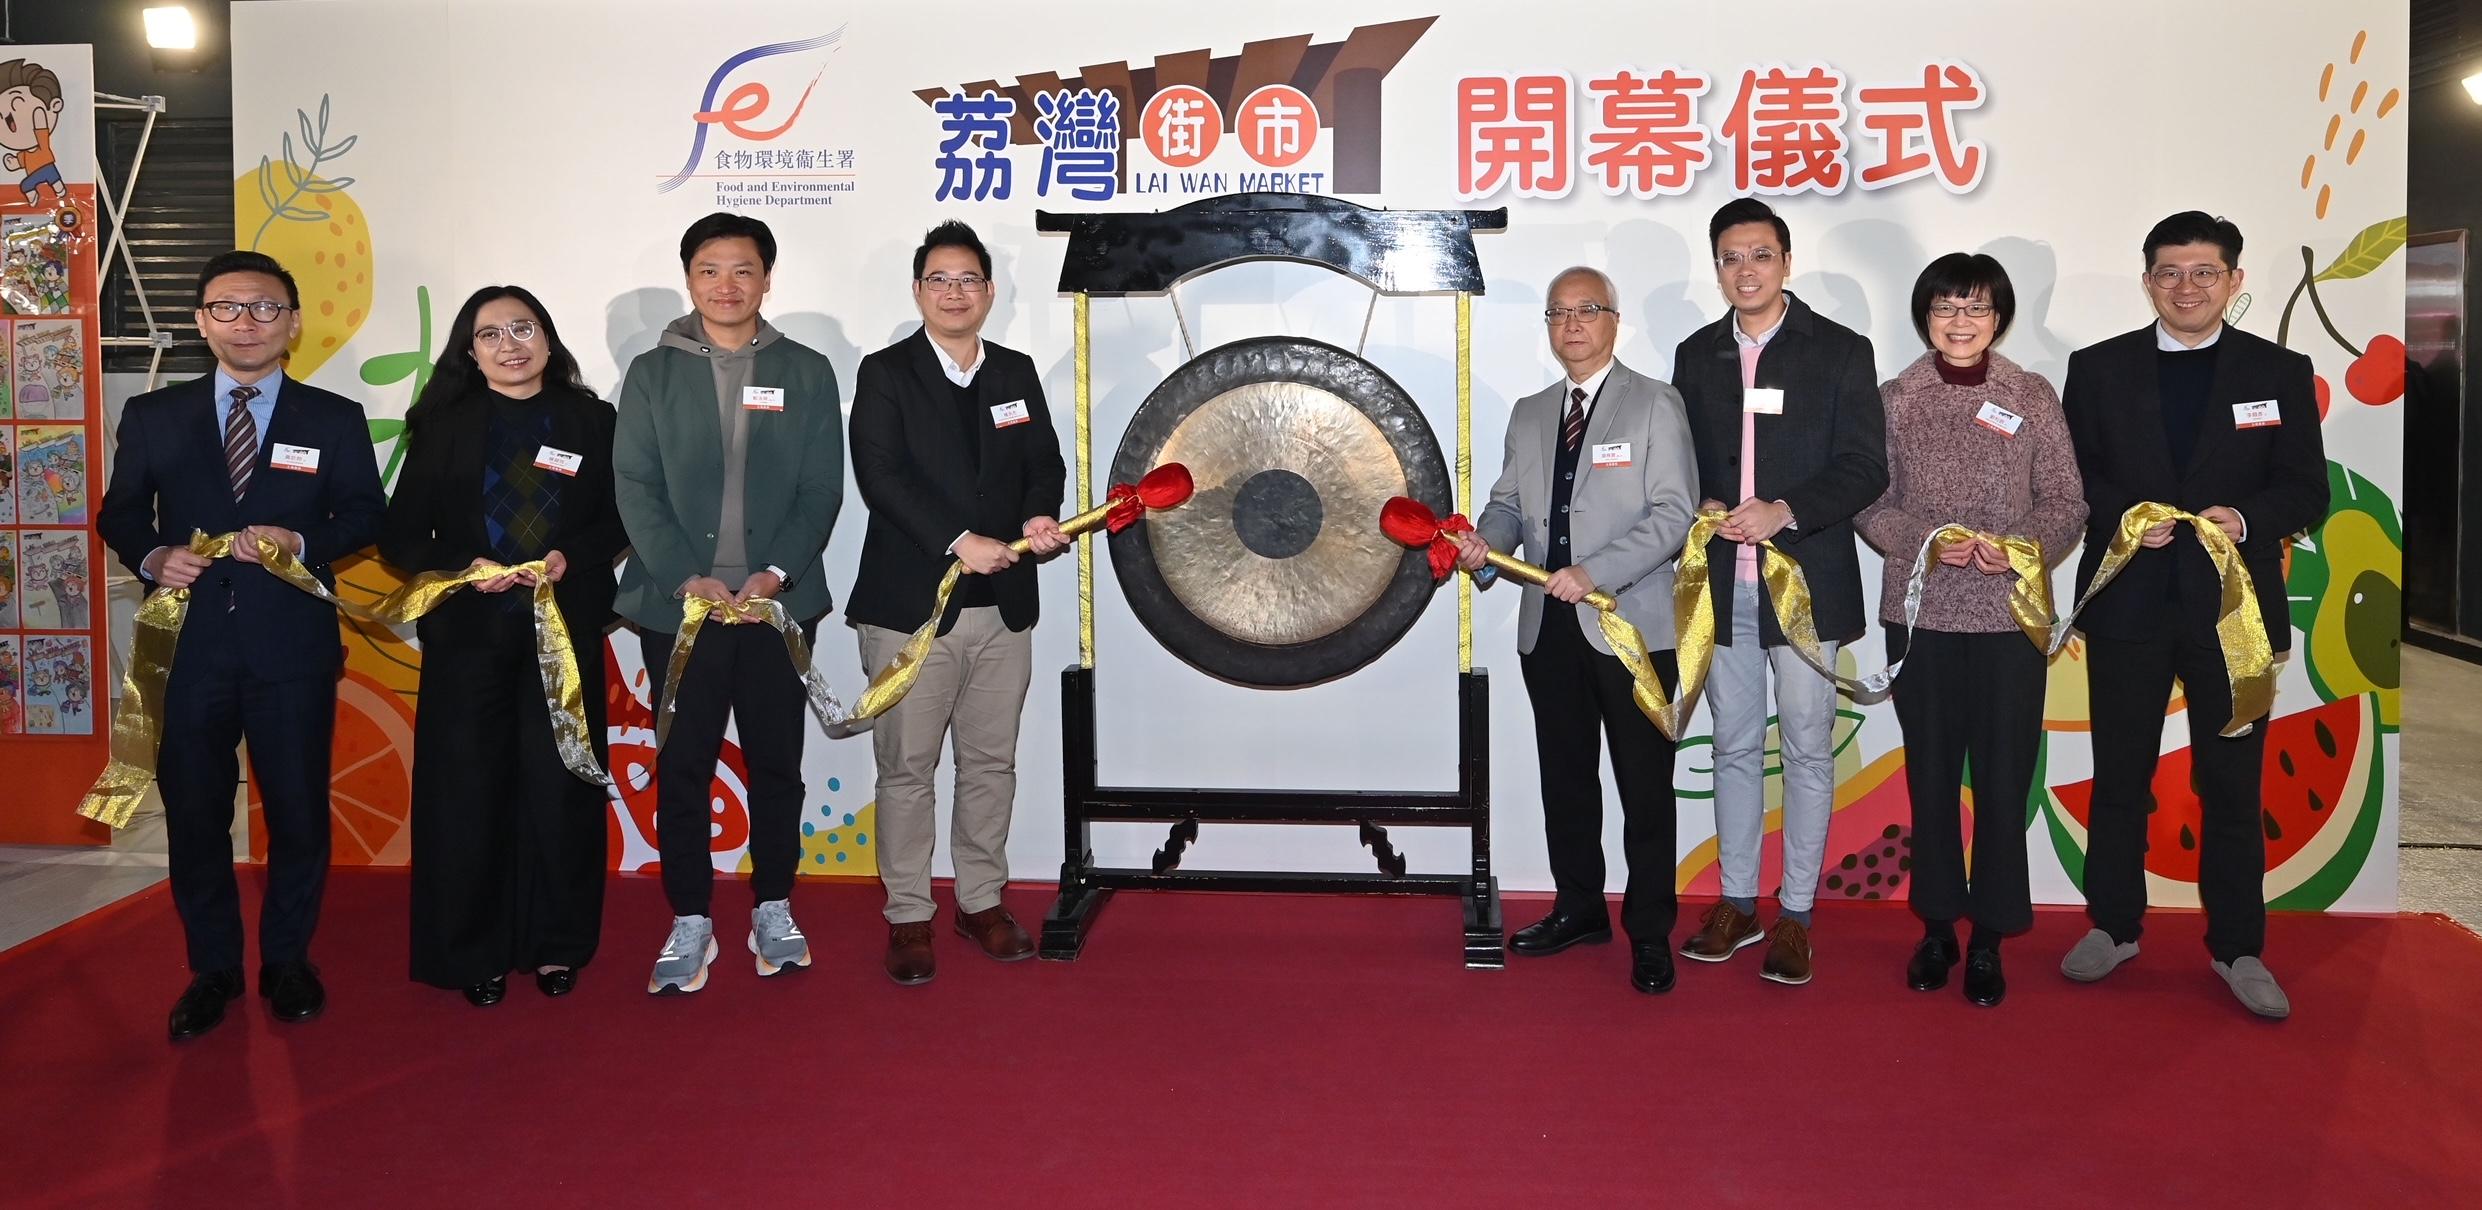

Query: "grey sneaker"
<box><xmin>2214</xmin><ymin>957</ymin><xmax>2293</xmax><ymax>1019</ymax></box>
<box><xmin>647</xmin><ymin>915</ymin><xmax>717</xmax><ymax>995</ymax></box>
<box><xmin>2060</xmin><ymin>928</ymin><xmax>2139</xmax><ymax>982</ymax></box>
<box><xmin>749</xmin><ymin>899</ymin><xmax>811</xmax><ymax>976</ymax></box>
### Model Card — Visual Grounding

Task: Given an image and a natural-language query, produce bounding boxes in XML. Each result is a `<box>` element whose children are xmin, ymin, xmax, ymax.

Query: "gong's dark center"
<box><xmin>1231</xmin><ymin>468</ymin><xmax>1324</xmax><ymax>559</ymax></box>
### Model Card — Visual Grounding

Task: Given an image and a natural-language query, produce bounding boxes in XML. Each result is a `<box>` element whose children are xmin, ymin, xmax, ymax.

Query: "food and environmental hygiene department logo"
<box><xmin>913</xmin><ymin>16</ymin><xmax>1432</xmax><ymax>203</ymax></box>
<box><xmin>658</xmin><ymin>27</ymin><xmax>859</xmax><ymax>211</ymax></box>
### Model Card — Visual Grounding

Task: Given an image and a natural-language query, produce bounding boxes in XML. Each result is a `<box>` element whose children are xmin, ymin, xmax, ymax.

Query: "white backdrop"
<box><xmin>229</xmin><ymin>1</ymin><xmax>2408</xmax><ymax>910</ymax></box>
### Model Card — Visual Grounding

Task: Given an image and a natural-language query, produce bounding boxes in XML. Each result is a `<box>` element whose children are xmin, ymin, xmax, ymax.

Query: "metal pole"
<box><xmin>1076</xmin><ymin>292</ymin><xmax>1095</xmax><ymax>669</ymax></box>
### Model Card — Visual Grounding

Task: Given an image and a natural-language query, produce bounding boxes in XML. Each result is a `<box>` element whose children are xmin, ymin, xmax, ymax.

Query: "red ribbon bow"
<box><xmin>1104</xmin><ymin>483</ymin><xmax>1145</xmax><ymax>533</ymax></box>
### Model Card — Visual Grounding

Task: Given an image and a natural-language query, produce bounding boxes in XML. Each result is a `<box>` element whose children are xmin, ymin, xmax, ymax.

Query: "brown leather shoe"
<box><xmin>1760</xmin><ymin>917</ymin><xmax>1814</xmax><ymax>986</ymax></box>
<box><xmin>953</xmin><ymin>905</ymin><xmax>1035</xmax><ymax>962</ymax></box>
<box><xmin>884</xmin><ymin>921</ymin><xmax>936</xmax><ymax>986</ymax></box>
<box><xmin>1679</xmin><ymin>901</ymin><xmax>1764</xmax><ymax>962</ymax></box>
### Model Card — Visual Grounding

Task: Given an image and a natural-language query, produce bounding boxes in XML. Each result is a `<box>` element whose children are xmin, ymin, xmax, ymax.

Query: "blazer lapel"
<box><xmin>2183</xmin><ymin>338</ymin><xmax>2252</xmax><ymax>486</ymax></box>
<box><xmin>2121</xmin><ymin>330</ymin><xmax>2182</xmax><ymax>492</ymax></box>
<box><xmin>240</xmin><ymin>383</ymin><xmax>300</xmax><ymax>509</ymax></box>
<box><xmin>1575</xmin><ymin>367</ymin><xmax>1629</xmax><ymax>493</ymax></box>
<box><xmin>903</xmin><ymin>331</ymin><xmax>968</xmax><ymax>457</ymax></box>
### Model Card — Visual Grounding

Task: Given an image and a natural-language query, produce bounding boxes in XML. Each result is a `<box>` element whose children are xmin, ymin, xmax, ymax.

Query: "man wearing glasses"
<box><xmin>614</xmin><ymin>212</ymin><xmax>845</xmax><ymax>995</ymax></box>
<box><xmin>1671</xmin><ymin>198</ymin><xmax>1887</xmax><ymax>987</ymax></box>
<box><xmin>2057</xmin><ymin>211</ymin><xmax>2327</xmax><ymax>1018</ymax></box>
<box><xmin>1449</xmin><ymin>266</ymin><xmax>1698</xmax><ymax>995</ymax></box>
<box><xmin>98</xmin><ymin>250</ymin><xmax>386</xmax><ymax>1039</ymax></box>
<box><xmin>847</xmin><ymin>220</ymin><xmax>1066</xmax><ymax>985</ymax></box>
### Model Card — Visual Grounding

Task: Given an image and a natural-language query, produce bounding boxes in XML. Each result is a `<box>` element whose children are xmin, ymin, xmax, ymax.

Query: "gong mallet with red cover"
<box><xmin>1379</xmin><ymin>496</ymin><xmax>1676</xmax><ymax>731</ymax></box>
<box><xmin>853</xmin><ymin>463</ymin><xmax>1196</xmax><ymax>720</ymax></box>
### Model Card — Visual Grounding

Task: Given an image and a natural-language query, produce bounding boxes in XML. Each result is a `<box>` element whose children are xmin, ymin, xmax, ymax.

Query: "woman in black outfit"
<box><xmin>381</xmin><ymin>285</ymin><xmax>627</xmax><ymax>1005</ymax></box>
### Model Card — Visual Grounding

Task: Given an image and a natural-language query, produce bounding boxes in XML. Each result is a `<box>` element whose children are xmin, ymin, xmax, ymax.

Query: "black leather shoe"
<box><xmin>1510</xmin><ymin>910</ymin><xmax>1614</xmax><ymax>956</ymax></box>
<box><xmin>1629</xmin><ymin>942</ymin><xmax>1676</xmax><ymax>994</ymax></box>
<box><xmin>260</xmin><ymin>961</ymin><xmax>326</xmax><ymax>1023</ymax></box>
<box><xmin>168</xmin><ymin>970</ymin><xmax>245</xmax><ymax>1042</ymax></box>
<box><xmin>1907</xmin><ymin>935</ymin><xmax>1960</xmax><ymax>991</ymax></box>
<box><xmin>1963</xmin><ymin>949</ymin><xmax>2006</xmax><ymax>1007</ymax></box>
<box><xmin>535</xmin><ymin>968</ymin><xmax>578</xmax><ymax>998</ymax></box>
<box><xmin>462</xmin><ymin>976</ymin><xmax>508</xmax><ymax>1007</ymax></box>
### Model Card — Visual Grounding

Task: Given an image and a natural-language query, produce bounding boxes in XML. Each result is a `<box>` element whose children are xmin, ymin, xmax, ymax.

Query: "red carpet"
<box><xmin>6</xmin><ymin>870</ymin><xmax>2480</xmax><ymax>1208</ymax></box>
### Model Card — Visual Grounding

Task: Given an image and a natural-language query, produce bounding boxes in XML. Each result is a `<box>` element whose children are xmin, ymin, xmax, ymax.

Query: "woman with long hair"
<box><xmin>380</xmin><ymin>285</ymin><xmax>628</xmax><ymax>1005</ymax></box>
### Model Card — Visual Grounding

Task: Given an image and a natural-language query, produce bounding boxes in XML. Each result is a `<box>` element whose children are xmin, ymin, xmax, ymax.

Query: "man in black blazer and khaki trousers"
<box><xmin>2059</xmin><ymin>212</ymin><xmax>2328</xmax><ymax>1019</ymax></box>
<box><xmin>97</xmin><ymin>251</ymin><xmax>386</xmax><ymax>1040</ymax></box>
<box><xmin>848</xmin><ymin>221</ymin><xmax>1066</xmax><ymax>986</ymax></box>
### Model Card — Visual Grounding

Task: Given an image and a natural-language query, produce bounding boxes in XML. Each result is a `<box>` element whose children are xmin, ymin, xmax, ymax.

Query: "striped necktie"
<box><xmin>224</xmin><ymin>385</ymin><xmax>261</xmax><ymax>499</ymax></box>
<box><xmin>1563</xmin><ymin>386</ymin><xmax>1587</xmax><ymax>453</ymax></box>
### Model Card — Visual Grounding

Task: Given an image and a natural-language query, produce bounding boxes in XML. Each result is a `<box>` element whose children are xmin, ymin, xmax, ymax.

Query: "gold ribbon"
<box><xmin>652</xmin><ymin>595</ymin><xmax>854</xmax><ymax>748</ymax></box>
<box><xmin>2052</xmin><ymin>502</ymin><xmax>2274</xmax><ymax>737</ymax></box>
<box><xmin>851</xmin><ymin>492</ymin><xmax>1131</xmax><ymax>722</ymax></box>
<box><xmin>1470</xmin><ymin>549</ymin><xmax>1673</xmax><ymax>733</ymax></box>
<box><xmin>1664</xmin><ymin>503</ymin><xmax>2272</xmax><ymax>742</ymax></box>
<box><xmin>78</xmin><ymin>531</ymin><xmax>611</xmax><ymax>829</ymax></box>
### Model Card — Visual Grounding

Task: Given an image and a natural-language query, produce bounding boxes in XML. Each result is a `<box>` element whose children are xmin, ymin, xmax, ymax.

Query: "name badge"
<box><xmin>1744</xmin><ymin>387</ymin><xmax>1785</xmax><ymax>415</ymax></box>
<box><xmin>534</xmin><ymin>445</ymin><xmax>584</xmax><ymax>476</ymax></box>
<box><xmin>991</xmin><ymin>399</ymin><xmax>1032</xmax><ymax>428</ymax></box>
<box><xmin>1590</xmin><ymin>441</ymin><xmax>1632</xmax><ymax>468</ymax></box>
<box><xmin>2233</xmin><ymin>399</ymin><xmax>2281</xmax><ymax>429</ymax></box>
<box><xmin>741</xmin><ymin>385</ymin><xmax>785</xmax><ymax>411</ymax></box>
<box><xmin>1973</xmin><ymin>401</ymin><xmax>2025</xmax><ymax>438</ymax></box>
<box><xmin>270</xmin><ymin>443</ymin><xmax>321</xmax><ymax>473</ymax></box>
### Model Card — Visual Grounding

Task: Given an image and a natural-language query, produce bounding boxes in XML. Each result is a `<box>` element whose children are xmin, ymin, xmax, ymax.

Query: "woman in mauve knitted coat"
<box><xmin>1856</xmin><ymin>253</ymin><xmax>2086</xmax><ymax>1009</ymax></box>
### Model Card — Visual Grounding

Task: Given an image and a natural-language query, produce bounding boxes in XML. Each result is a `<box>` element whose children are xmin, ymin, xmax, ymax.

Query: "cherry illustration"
<box><xmin>2345</xmin><ymin>334</ymin><xmax>2406</xmax><ymax>405</ymax></box>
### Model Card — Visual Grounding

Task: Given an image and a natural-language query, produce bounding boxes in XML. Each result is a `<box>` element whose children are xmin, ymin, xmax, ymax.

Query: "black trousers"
<box><xmin>2083</xmin><ymin>629</ymin><xmax>2268</xmax><ymax>962</ymax></box>
<box><xmin>1518</xmin><ymin>603</ymin><xmax>1681</xmax><ymax>944</ymax></box>
<box><xmin>637</xmin><ymin>619</ymin><xmax>815</xmax><ymax>918</ymax></box>
<box><xmin>157</xmin><ymin>611</ymin><xmax>335</xmax><ymax>974</ymax></box>
<box><xmin>408</xmin><ymin>612</ymin><xmax>609</xmax><ymax>987</ymax></box>
<box><xmin>1886</xmin><ymin>624</ymin><xmax>2039</xmax><ymax>935</ymax></box>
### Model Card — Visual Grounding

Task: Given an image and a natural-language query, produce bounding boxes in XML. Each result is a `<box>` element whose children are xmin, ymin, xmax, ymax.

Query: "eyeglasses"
<box><xmin>1928</xmin><ymin>302</ymin><xmax>1996</xmax><ymax>319</ymax></box>
<box><xmin>473</xmin><ymin>320</ymin><xmax>542</xmax><ymax>348</ymax></box>
<box><xmin>919</xmin><ymin>273</ymin><xmax>991</xmax><ymax>295</ymax></box>
<box><xmin>202</xmin><ymin>299</ymin><xmax>296</xmax><ymax>323</ymax></box>
<box><xmin>1715</xmin><ymin>248</ymin><xmax>1783</xmax><ymax>270</ymax></box>
<box><xmin>2148</xmin><ymin>266</ymin><xmax>2234</xmax><ymax>290</ymax></box>
<box><xmin>1543</xmin><ymin>304</ymin><xmax>1619</xmax><ymax>324</ymax></box>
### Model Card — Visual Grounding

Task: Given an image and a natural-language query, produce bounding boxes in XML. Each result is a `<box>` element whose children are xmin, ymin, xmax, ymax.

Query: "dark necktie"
<box><xmin>1563</xmin><ymin>386</ymin><xmax>1587</xmax><ymax>453</ymax></box>
<box><xmin>224</xmin><ymin>385</ymin><xmax>261</xmax><ymax>499</ymax></box>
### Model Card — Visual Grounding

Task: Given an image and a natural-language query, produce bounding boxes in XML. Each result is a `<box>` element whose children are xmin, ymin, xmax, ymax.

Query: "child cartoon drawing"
<box><xmin>0</xmin><ymin>59</ymin><xmax>67</xmax><ymax>207</ymax></box>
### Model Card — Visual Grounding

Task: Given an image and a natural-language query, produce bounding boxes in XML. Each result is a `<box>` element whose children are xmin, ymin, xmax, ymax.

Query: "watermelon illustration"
<box><xmin>2040</xmin><ymin>693</ymin><xmax>2383</xmax><ymax>910</ymax></box>
<box><xmin>2287</xmin><ymin>461</ymin><xmax>2402</xmax><ymax>731</ymax></box>
<box><xmin>1679</xmin><ymin>747</ymin><xmax>1935</xmax><ymax>901</ymax></box>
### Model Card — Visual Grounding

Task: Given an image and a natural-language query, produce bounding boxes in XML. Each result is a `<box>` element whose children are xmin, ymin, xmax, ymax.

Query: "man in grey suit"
<box><xmin>1452</xmin><ymin>266</ymin><xmax>1699</xmax><ymax>995</ymax></box>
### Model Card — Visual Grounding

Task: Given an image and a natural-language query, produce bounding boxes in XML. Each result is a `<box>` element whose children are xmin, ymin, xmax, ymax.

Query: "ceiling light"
<box><xmin>143</xmin><ymin>7</ymin><xmax>198</xmax><ymax>51</ymax></box>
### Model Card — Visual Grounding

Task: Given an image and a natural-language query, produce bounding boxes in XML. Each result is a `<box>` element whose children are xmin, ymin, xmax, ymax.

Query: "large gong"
<box><xmin>1108</xmin><ymin>335</ymin><xmax>1452</xmax><ymax>687</ymax></box>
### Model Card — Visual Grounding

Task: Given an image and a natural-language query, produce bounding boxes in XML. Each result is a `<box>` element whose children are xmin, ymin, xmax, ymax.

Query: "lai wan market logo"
<box><xmin>913</xmin><ymin>16</ymin><xmax>1433</xmax><ymax>203</ymax></box>
<box><xmin>658</xmin><ymin>27</ymin><xmax>858</xmax><ymax>211</ymax></box>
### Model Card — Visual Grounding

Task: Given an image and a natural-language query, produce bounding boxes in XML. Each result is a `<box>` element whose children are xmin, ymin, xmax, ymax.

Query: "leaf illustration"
<box><xmin>367</xmin><ymin>418</ymin><xmax>405</xmax><ymax>443</ymax></box>
<box><xmin>360</xmin><ymin>351</ymin><xmax>425</xmax><ymax>386</ymax></box>
<box><xmin>2312</xmin><ymin>217</ymin><xmax>2408</xmax><ymax>282</ymax></box>
<box><xmin>2225</xmin><ymin>293</ymin><xmax>2250</xmax><ymax>324</ymax></box>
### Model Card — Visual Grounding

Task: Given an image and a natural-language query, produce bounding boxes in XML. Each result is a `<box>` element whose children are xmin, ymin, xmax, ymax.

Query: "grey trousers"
<box><xmin>857</xmin><ymin>607</ymin><xmax>1035</xmax><ymax>924</ymax></box>
<box><xmin>1708</xmin><ymin>581</ymin><xmax>1842</xmax><ymax>913</ymax></box>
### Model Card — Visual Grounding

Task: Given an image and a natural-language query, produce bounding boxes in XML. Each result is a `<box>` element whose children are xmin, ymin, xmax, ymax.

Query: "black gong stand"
<box><xmin>1033</xmin><ymin>194</ymin><xmax>1508</xmax><ymax>968</ymax></box>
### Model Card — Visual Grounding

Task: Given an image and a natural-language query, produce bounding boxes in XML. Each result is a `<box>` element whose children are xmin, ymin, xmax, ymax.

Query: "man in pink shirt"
<box><xmin>1669</xmin><ymin>199</ymin><xmax>1888</xmax><ymax>985</ymax></box>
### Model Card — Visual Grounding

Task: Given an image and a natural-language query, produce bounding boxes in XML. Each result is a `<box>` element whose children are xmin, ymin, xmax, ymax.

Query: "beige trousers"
<box><xmin>857</xmin><ymin>607</ymin><xmax>1034</xmax><ymax>923</ymax></box>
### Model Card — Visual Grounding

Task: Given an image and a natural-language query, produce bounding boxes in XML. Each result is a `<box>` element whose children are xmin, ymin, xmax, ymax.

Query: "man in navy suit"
<box><xmin>97</xmin><ymin>250</ymin><xmax>386</xmax><ymax>1040</ymax></box>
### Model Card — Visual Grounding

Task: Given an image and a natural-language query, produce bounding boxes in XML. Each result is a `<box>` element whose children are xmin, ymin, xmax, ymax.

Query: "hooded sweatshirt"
<box><xmin>658</xmin><ymin>312</ymin><xmax>784</xmax><ymax>584</ymax></box>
